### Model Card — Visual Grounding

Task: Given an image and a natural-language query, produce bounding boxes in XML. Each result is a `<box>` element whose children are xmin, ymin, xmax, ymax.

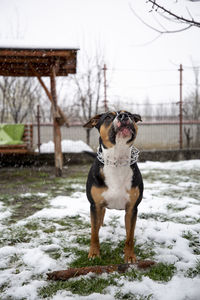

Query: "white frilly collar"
<box><xmin>97</xmin><ymin>145</ymin><xmax>139</xmax><ymax>167</ymax></box>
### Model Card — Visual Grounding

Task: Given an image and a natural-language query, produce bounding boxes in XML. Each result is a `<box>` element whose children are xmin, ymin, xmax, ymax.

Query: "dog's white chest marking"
<box><xmin>102</xmin><ymin>137</ymin><xmax>133</xmax><ymax>210</ymax></box>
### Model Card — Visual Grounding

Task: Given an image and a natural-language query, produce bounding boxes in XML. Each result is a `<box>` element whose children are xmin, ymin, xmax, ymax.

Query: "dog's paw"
<box><xmin>88</xmin><ymin>247</ymin><xmax>100</xmax><ymax>259</ymax></box>
<box><xmin>124</xmin><ymin>251</ymin><xmax>137</xmax><ymax>263</ymax></box>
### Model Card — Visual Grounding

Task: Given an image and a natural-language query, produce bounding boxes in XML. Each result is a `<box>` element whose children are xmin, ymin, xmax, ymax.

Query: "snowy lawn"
<box><xmin>0</xmin><ymin>160</ymin><xmax>200</xmax><ymax>300</ymax></box>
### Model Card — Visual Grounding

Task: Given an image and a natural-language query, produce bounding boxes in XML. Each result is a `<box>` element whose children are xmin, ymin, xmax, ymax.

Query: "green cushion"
<box><xmin>0</xmin><ymin>124</ymin><xmax>25</xmax><ymax>145</ymax></box>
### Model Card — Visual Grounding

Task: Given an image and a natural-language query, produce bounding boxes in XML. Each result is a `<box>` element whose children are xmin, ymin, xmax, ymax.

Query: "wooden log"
<box><xmin>47</xmin><ymin>260</ymin><xmax>156</xmax><ymax>281</ymax></box>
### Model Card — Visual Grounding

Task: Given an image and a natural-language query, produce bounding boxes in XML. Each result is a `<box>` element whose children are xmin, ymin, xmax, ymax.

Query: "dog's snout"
<box><xmin>117</xmin><ymin>112</ymin><xmax>129</xmax><ymax>122</ymax></box>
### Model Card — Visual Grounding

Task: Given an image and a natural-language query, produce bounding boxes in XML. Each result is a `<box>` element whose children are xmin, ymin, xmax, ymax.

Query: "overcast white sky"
<box><xmin>0</xmin><ymin>0</ymin><xmax>200</xmax><ymax>107</ymax></box>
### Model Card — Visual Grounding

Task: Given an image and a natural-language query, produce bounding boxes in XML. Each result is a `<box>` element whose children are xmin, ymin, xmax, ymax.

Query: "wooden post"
<box><xmin>36</xmin><ymin>105</ymin><xmax>41</xmax><ymax>153</ymax></box>
<box><xmin>179</xmin><ymin>64</ymin><xmax>183</xmax><ymax>149</ymax></box>
<box><xmin>50</xmin><ymin>64</ymin><xmax>63</xmax><ymax>177</ymax></box>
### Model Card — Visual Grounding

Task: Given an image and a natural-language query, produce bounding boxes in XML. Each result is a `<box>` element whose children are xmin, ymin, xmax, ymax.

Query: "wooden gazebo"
<box><xmin>0</xmin><ymin>46</ymin><xmax>79</xmax><ymax>176</ymax></box>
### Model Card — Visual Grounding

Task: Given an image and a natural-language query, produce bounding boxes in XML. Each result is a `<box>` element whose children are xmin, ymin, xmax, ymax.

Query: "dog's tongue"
<box><xmin>117</xmin><ymin>122</ymin><xmax>131</xmax><ymax>136</ymax></box>
<box><xmin>120</xmin><ymin>127</ymin><xmax>131</xmax><ymax>136</ymax></box>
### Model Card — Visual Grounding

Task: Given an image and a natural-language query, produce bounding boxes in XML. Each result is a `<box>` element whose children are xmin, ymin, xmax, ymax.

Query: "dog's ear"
<box><xmin>83</xmin><ymin>114</ymin><xmax>103</xmax><ymax>128</ymax></box>
<box><xmin>132</xmin><ymin>114</ymin><xmax>142</xmax><ymax>123</ymax></box>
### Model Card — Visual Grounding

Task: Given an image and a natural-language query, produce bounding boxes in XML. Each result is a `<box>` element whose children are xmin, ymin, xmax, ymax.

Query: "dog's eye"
<box><xmin>105</xmin><ymin>115</ymin><xmax>112</xmax><ymax>120</ymax></box>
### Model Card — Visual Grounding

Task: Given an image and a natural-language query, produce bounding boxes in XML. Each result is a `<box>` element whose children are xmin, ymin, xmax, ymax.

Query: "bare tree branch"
<box><xmin>147</xmin><ymin>0</ymin><xmax>200</xmax><ymax>27</ymax></box>
<box><xmin>129</xmin><ymin>3</ymin><xmax>192</xmax><ymax>38</ymax></box>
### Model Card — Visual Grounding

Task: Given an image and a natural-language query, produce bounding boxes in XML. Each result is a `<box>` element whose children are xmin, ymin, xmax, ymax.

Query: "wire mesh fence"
<box><xmin>32</xmin><ymin>121</ymin><xmax>200</xmax><ymax>152</ymax></box>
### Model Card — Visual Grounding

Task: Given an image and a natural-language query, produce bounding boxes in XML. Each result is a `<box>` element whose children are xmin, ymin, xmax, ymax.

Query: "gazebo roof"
<box><xmin>0</xmin><ymin>47</ymin><xmax>78</xmax><ymax>77</ymax></box>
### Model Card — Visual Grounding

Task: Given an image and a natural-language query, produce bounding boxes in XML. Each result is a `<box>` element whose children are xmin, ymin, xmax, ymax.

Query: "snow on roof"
<box><xmin>0</xmin><ymin>39</ymin><xmax>79</xmax><ymax>50</ymax></box>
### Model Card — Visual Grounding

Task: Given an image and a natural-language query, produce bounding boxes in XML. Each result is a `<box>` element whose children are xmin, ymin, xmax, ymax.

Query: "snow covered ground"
<box><xmin>35</xmin><ymin>140</ymin><xmax>93</xmax><ymax>153</ymax></box>
<box><xmin>0</xmin><ymin>160</ymin><xmax>200</xmax><ymax>299</ymax></box>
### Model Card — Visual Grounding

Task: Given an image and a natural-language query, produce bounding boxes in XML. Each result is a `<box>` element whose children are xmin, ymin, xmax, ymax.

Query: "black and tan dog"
<box><xmin>83</xmin><ymin>111</ymin><xmax>143</xmax><ymax>263</ymax></box>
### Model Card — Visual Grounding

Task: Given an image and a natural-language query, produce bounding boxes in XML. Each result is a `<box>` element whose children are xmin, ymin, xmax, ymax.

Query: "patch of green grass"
<box><xmin>55</xmin><ymin>216</ymin><xmax>90</xmax><ymax>230</ymax></box>
<box><xmin>1</xmin><ymin>193</ymin><xmax>49</xmax><ymax>225</ymax></box>
<box><xmin>39</xmin><ymin>276</ymin><xmax>118</xmax><ymax>298</ymax></box>
<box><xmin>182</xmin><ymin>231</ymin><xmax>200</xmax><ymax>255</ymax></box>
<box><xmin>68</xmin><ymin>240</ymin><xmax>125</xmax><ymax>268</ymax></box>
<box><xmin>115</xmin><ymin>291</ymin><xmax>153</xmax><ymax>300</ymax></box>
<box><xmin>43</xmin><ymin>226</ymin><xmax>56</xmax><ymax>234</ymax></box>
<box><xmin>139</xmin><ymin>212</ymin><xmax>199</xmax><ymax>225</ymax></box>
<box><xmin>139</xmin><ymin>213</ymin><xmax>169</xmax><ymax>222</ymax></box>
<box><xmin>121</xmin><ymin>267</ymin><xmax>142</xmax><ymax>282</ymax></box>
<box><xmin>135</xmin><ymin>243</ymin><xmax>156</xmax><ymax>260</ymax></box>
<box><xmin>9</xmin><ymin>253</ymin><xmax>20</xmax><ymax>265</ymax></box>
<box><xmin>166</xmin><ymin>203</ymin><xmax>187</xmax><ymax>212</ymax></box>
<box><xmin>48</xmin><ymin>252</ymin><xmax>61</xmax><ymax>260</ymax></box>
<box><xmin>144</xmin><ymin>263</ymin><xmax>176</xmax><ymax>282</ymax></box>
<box><xmin>68</xmin><ymin>239</ymin><xmax>155</xmax><ymax>269</ymax></box>
<box><xmin>0</xmin><ymin>194</ymin><xmax>13</xmax><ymax>203</ymax></box>
<box><xmin>108</xmin><ymin>216</ymin><xmax>121</xmax><ymax>228</ymax></box>
<box><xmin>0</xmin><ymin>226</ymin><xmax>35</xmax><ymax>246</ymax></box>
<box><xmin>142</xmin><ymin>169</ymin><xmax>199</xmax><ymax>186</ymax></box>
<box><xmin>118</xmin><ymin>262</ymin><xmax>176</xmax><ymax>284</ymax></box>
<box><xmin>0</xmin><ymin>282</ymin><xmax>10</xmax><ymax>295</ymax></box>
<box><xmin>75</xmin><ymin>236</ymin><xmax>91</xmax><ymax>246</ymax></box>
<box><xmin>186</xmin><ymin>259</ymin><xmax>200</xmax><ymax>278</ymax></box>
<box><xmin>38</xmin><ymin>172</ymin><xmax>49</xmax><ymax>178</ymax></box>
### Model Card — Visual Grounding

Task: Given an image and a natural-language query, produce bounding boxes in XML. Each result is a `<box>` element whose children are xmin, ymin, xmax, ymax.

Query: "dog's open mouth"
<box><xmin>116</xmin><ymin>121</ymin><xmax>133</xmax><ymax>137</ymax></box>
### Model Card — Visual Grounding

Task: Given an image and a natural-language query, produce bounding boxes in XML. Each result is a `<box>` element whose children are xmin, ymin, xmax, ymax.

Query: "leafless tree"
<box><xmin>0</xmin><ymin>77</ymin><xmax>41</xmax><ymax>123</ymax></box>
<box><xmin>183</xmin><ymin>62</ymin><xmax>200</xmax><ymax>146</ymax></box>
<box><xmin>183</xmin><ymin>64</ymin><xmax>200</xmax><ymax>120</ymax></box>
<box><xmin>70</xmin><ymin>53</ymin><xmax>105</xmax><ymax>145</ymax></box>
<box><xmin>0</xmin><ymin>77</ymin><xmax>12</xmax><ymax>123</ymax></box>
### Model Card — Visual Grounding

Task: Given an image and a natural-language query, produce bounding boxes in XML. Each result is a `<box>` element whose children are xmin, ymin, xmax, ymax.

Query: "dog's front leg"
<box><xmin>88</xmin><ymin>203</ymin><xmax>105</xmax><ymax>259</ymax></box>
<box><xmin>124</xmin><ymin>187</ymin><xmax>141</xmax><ymax>263</ymax></box>
<box><xmin>124</xmin><ymin>204</ymin><xmax>138</xmax><ymax>263</ymax></box>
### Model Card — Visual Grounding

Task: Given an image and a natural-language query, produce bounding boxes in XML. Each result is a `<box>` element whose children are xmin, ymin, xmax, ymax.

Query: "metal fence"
<box><xmin>32</xmin><ymin>121</ymin><xmax>200</xmax><ymax>151</ymax></box>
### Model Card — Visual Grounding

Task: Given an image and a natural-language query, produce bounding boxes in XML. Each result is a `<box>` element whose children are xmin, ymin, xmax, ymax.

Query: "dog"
<box><xmin>83</xmin><ymin>110</ymin><xmax>143</xmax><ymax>263</ymax></box>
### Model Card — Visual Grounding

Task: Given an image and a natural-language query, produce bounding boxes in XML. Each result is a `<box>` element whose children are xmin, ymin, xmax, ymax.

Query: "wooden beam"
<box><xmin>0</xmin><ymin>56</ymin><xmax>76</xmax><ymax>64</ymax></box>
<box><xmin>0</xmin><ymin>49</ymin><xmax>77</xmax><ymax>57</ymax></box>
<box><xmin>0</xmin><ymin>57</ymin><xmax>50</xmax><ymax>63</ymax></box>
<box><xmin>0</xmin><ymin>63</ymin><xmax>76</xmax><ymax>77</ymax></box>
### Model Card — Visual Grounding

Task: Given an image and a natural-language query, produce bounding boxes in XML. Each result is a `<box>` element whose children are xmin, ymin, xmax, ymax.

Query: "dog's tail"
<box><xmin>83</xmin><ymin>151</ymin><xmax>96</xmax><ymax>158</ymax></box>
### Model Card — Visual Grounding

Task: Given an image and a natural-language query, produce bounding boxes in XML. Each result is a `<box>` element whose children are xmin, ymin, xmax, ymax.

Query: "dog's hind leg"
<box><xmin>88</xmin><ymin>204</ymin><xmax>105</xmax><ymax>259</ymax></box>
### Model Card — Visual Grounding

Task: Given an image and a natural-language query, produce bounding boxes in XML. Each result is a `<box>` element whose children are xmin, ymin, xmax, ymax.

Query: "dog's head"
<box><xmin>83</xmin><ymin>111</ymin><xmax>142</xmax><ymax>148</ymax></box>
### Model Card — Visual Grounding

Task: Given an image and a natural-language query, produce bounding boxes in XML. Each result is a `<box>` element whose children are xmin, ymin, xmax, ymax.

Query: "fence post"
<box><xmin>179</xmin><ymin>64</ymin><xmax>183</xmax><ymax>149</ymax></box>
<box><xmin>36</xmin><ymin>105</ymin><xmax>41</xmax><ymax>153</ymax></box>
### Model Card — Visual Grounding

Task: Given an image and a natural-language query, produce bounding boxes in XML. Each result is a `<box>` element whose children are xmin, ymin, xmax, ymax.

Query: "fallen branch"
<box><xmin>47</xmin><ymin>260</ymin><xmax>156</xmax><ymax>281</ymax></box>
